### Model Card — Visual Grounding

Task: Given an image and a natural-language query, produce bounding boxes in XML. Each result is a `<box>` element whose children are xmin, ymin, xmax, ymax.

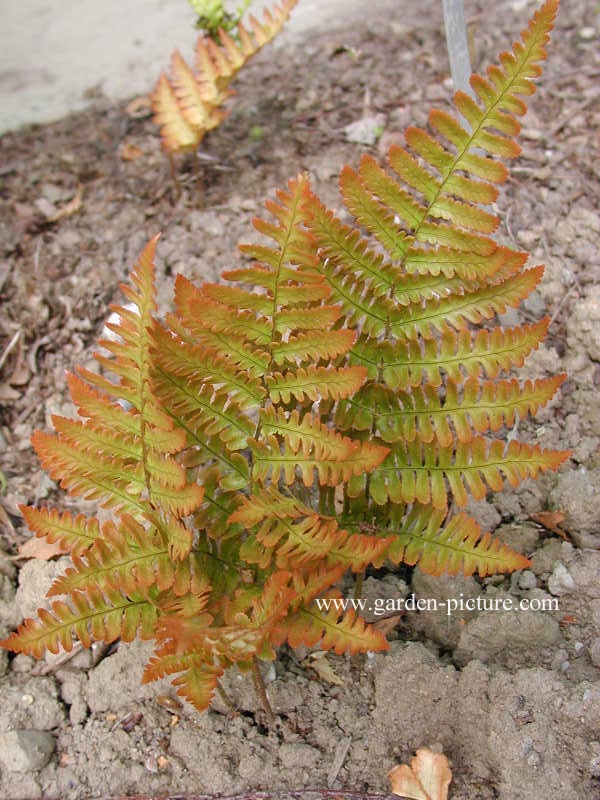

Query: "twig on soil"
<box><xmin>0</xmin><ymin>330</ymin><xmax>21</xmax><ymax>373</ymax></box>
<box><xmin>32</xmin><ymin>642</ymin><xmax>85</xmax><ymax>675</ymax></box>
<box><xmin>327</xmin><ymin>736</ymin><xmax>352</xmax><ymax>787</ymax></box>
<box><xmin>548</xmin><ymin>275</ymin><xmax>583</xmax><ymax>329</ymax></box>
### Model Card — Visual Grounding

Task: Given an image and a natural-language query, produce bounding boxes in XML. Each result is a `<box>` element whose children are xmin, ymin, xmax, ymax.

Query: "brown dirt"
<box><xmin>1</xmin><ymin>1</ymin><xmax>599</xmax><ymax>798</ymax></box>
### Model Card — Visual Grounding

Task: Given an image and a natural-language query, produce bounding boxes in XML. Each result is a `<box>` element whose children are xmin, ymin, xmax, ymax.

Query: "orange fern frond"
<box><xmin>152</xmin><ymin>0</ymin><xmax>298</xmax><ymax>154</ymax></box>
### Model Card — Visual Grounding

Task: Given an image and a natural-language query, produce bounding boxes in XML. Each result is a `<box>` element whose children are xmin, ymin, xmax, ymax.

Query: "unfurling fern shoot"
<box><xmin>1</xmin><ymin>0</ymin><xmax>567</xmax><ymax>716</ymax></box>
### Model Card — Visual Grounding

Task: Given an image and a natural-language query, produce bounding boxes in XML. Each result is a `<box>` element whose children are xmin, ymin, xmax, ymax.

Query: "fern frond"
<box><xmin>267</xmin><ymin>365</ymin><xmax>367</xmax><ymax>404</ymax></box>
<box><xmin>385</xmin><ymin>504</ymin><xmax>531</xmax><ymax>576</ymax></box>
<box><xmin>0</xmin><ymin>584</ymin><xmax>158</xmax><ymax>657</ymax></box>
<box><xmin>251</xmin><ymin>408</ymin><xmax>388</xmax><ymax>487</ymax></box>
<box><xmin>350</xmin><ymin>437</ymin><xmax>569</xmax><ymax>510</ymax></box>
<box><xmin>169</xmin><ymin>49</ymin><xmax>225</xmax><ymax>133</ymax></box>
<box><xmin>351</xmin><ymin>318</ymin><xmax>551</xmax><ymax>389</ymax></box>
<box><xmin>388</xmin><ymin>265</ymin><xmax>544</xmax><ymax>340</ymax></box>
<box><xmin>271</xmin><ymin>329</ymin><xmax>357</xmax><ymax>366</ymax></box>
<box><xmin>337</xmin><ymin>374</ymin><xmax>566</xmax><ymax>446</ymax></box>
<box><xmin>153</xmin><ymin>323</ymin><xmax>265</xmax><ymax>407</ymax></box>
<box><xmin>152</xmin><ymin>0</ymin><xmax>298</xmax><ymax>154</ymax></box>
<box><xmin>143</xmin><ymin>650</ymin><xmax>223</xmax><ymax>712</ymax></box>
<box><xmin>283</xmin><ymin>602</ymin><xmax>389</xmax><ymax>656</ymax></box>
<box><xmin>46</xmin><ymin>515</ymin><xmax>194</xmax><ymax>597</ymax></box>
<box><xmin>232</xmin><ymin>488</ymin><xmax>388</xmax><ymax>572</ymax></box>
<box><xmin>20</xmin><ymin>506</ymin><xmax>100</xmax><ymax>558</ymax></box>
<box><xmin>152</xmin><ymin>372</ymin><xmax>254</xmax><ymax>453</ymax></box>
<box><xmin>152</xmin><ymin>74</ymin><xmax>202</xmax><ymax>153</ymax></box>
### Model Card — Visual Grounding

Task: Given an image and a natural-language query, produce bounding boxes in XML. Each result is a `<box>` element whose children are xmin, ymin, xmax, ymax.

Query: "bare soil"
<box><xmin>0</xmin><ymin>1</ymin><xmax>599</xmax><ymax>798</ymax></box>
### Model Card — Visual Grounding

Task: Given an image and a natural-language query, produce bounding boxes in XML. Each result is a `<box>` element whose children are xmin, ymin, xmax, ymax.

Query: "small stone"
<box><xmin>590</xmin><ymin>638</ymin><xmax>600</xmax><ymax>668</ymax></box>
<box><xmin>344</xmin><ymin>114</ymin><xmax>386</xmax><ymax>145</ymax></box>
<box><xmin>522</xmin><ymin>289</ymin><xmax>546</xmax><ymax>316</ymax></box>
<box><xmin>517</xmin><ymin>229</ymin><xmax>539</xmax><ymax>248</ymax></box>
<box><xmin>579</xmin><ymin>27</ymin><xmax>596</xmax><ymax>41</ymax></box>
<box><xmin>518</xmin><ymin>571</ymin><xmax>538</xmax><ymax>590</ymax></box>
<box><xmin>0</xmin><ymin>730</ymin><xmax>55</xmax><ymax>772</ymax></box>
<box><xmin>548</xmin><ymin>562</ymin><xmax>576</xmax><ymax>596</ymax></box>
<box><xmin>454</xmin><ymin>608</ymin><xmax>560</xmax><ymax>667</ymax></box>
<box><xmin>551</xmin><ymin>648</ymin><xmax>569</xmax><ymax>671</ymax></box>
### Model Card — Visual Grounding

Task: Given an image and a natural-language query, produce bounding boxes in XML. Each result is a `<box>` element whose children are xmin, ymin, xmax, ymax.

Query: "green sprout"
<box><xmin>187</xmin><ymin>0</ymin><xmax>253</xmax><ymax>37</ymax></box>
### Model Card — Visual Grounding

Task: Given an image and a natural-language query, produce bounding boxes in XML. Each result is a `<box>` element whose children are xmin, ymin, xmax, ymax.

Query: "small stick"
<box><xmin>327</xmin><ymin>736</ymin><xmax>352</xmax><ymax>787</ymax></box>
<box><xmin>0</xmin><ymin>330</ymin><xmax>21</xmax><ymax>372</ymax></box>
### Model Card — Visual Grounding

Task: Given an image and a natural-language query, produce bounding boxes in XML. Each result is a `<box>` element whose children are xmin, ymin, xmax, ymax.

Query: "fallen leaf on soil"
<box><xmin>389</xmin><ymin>748</ymin><xmax>452</xmax><ymax>800</ymax></box>
<box><xmin>0</xmin><ymin>382</ymin><xmax>20</xmax><ymax>401</ymax></box>
<box><xmin>125</xmin><ymin>95</ymin><xmax>153</xmax><ymax>118</ymax></box>
<box><xmin>120</xmin><ymin>142</ymin><xmax>144</xmax><ymax>162</ymax></box>
<box><xmin>530</xmin><ymin>510</ymin><xmax>569</xmax><ymax>540</ymax></box>
<box><xmin>304</xmin><ymin>650</ymin><xmax>344</xmax><ymax>685</ymax></box>
<box><xmin>372</xmin><ymin>613</ymin><xmax>403</xmax><ymax>636</ymax></box>
<box><xmin>17</xmin><ymin>535</ymin><xmax>65</xmax><ymax>561</ymax></box>
<box><xmin>45</xmin><ymin>186</ymin><xmax>83</xmax><ymax>223</ymax></box>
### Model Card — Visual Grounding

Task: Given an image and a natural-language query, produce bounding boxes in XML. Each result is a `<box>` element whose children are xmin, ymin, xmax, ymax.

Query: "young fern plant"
<box><xmin>1</xmin><ymin>0</ymin><xmax>567</xmax><ymax>715</ymax></box>
<box><xmin>152</xmin><ymin>0</ymin><xmax>297</xmax><ymax>157</ymax></box>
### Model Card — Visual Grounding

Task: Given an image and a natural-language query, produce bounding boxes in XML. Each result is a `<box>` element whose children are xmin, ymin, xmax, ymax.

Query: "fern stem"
<box><xmin>216</xmin><ymin>681</ymin><xmax>238</xmax><ymax>715</ymax></box>
<box><xmin>251</xmin><ymin>657</ymin><xmax>275</xmax><ymax>723</ymax></box>
<box><xmin>353</xmin><ymin>570</ymin><xmax>365</xmax><ymax>601</ymax></box>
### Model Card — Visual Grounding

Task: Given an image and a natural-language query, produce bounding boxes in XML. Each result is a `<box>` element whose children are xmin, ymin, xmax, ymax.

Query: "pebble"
<box><xmin>547</xmin><ymin>562</ymin><xmax>576</xmax><ymax>597</ymax></box>
<box><xmin>579</xmin><ymin>27</ymin><xmax>596</xmax><ymax>41</ymax></box>
<box><xmin>518</xmin><ymin>571</ymin><xmax>538</xmax><ymax>590</ymax></box>
<box><xmin>344</xmin><ymin>114</ymin><xmax>386</xmax><ymax>146</ymax></box>
<box><xmin>590</xmin><ymin>638</ymin><xmax>600</xmax><ymax>668</ymax></box>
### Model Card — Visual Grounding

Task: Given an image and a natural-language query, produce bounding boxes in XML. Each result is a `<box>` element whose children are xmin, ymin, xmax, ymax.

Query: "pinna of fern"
<box><xmin>0</xmin><ymin>0</ymin><xmax>568</xmax><ymax>715</ymax></box>
<box><xmin>152</xmin><ymin>0</ymin><xmax>298</xmax><ymax>155</ymax></box>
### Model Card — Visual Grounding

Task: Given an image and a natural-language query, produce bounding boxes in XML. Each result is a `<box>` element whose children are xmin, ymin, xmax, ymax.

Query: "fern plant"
<box><xmin>1</xmin><ymin>0</ymin><xmax>566</xmax><ymax>715</ymax></box>
<box><xmin>152</xmin><ymin>0</ymin><xmax>297</xmax><ymax>156</ymax></box>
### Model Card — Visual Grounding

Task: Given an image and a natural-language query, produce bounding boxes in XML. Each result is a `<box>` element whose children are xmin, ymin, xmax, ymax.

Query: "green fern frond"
<box><xmin>349</xmin><ymin>437</ymin><xmax>569</xmax><ymax>510</ymax></box>
<box><xmin>1</xmin><ymin>1</ymin><xmax>565</xmax><ymax>717</ymax></box>
<box><xmin>337</xmin><ymin>374</ymin><xmax>566</xmax><ymax>446</ymax></box>
<box><xmin>385</xmin><ymin>504</ymin><xmax>531</xmax><ymax>576</ymax></box>
<box><xmin>47</xmin><ymin>520</ymin><xmax>174</xmax><ymax>597</ymax></box>
<box><xmin>352</xmin><ymin>318</ymin><xmax>551</xmax><ymax>389</ymax></box>
<box><xmin>266</xmin><ymin>365</ymin><xmax>367</xmax><ymax>404</ymax></box>
<box><xmin>252</xmin><ymin>408</ymin><xmax>389</xmax><ymax>487</ymax></box>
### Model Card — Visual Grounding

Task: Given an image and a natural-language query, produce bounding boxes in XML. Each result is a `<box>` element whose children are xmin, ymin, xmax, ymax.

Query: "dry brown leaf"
<box><xmin>46</xmin><ymin>186</ymin><xmax>83</xmax><ymax>223</ymax></box>
<box><xmin>125</xmin><ymin>95</ymin><xmax>153</xmax><ymax>119</ymax></box>
<box><xmin>120</xmin><ymin>142</ymin><xmax>144</xmax><ymax>162</ymax></box>
<box><xmin>530</xmin><ymin>510</ymin><xmax>569</xmax><ymax>540</ymax></box>
<box><xmin>0</xmin><ymin>383</ymin><xmax>21</xmax><ymax>401</ymax></box>
<box><xmin>372</xmin><ymin>612</ymin><xmax>403</xmax><ymax>636</ymax></box>
<box><xmin>17</xmin><ymin>535</ymin><xmax>65</xmax><ymax>561</ymax></box>
<box><xmin>389</xmin><ymin>748</ymin><xmax>452</xmax><ymax>800</ymax></box>
<box><xmin>304</xmin><ymin>651</ymin><xmax>344</xmax><ymax>686</ymax></box>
